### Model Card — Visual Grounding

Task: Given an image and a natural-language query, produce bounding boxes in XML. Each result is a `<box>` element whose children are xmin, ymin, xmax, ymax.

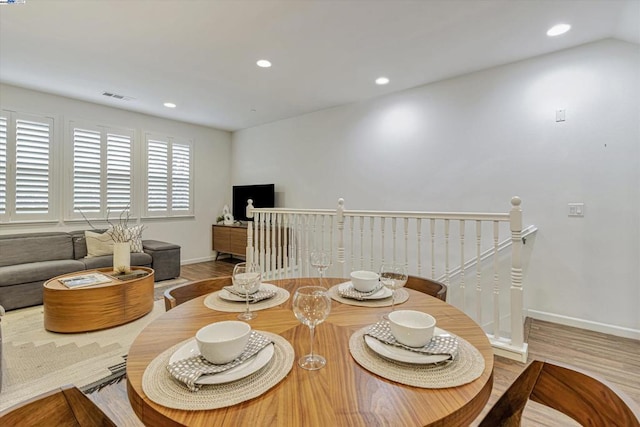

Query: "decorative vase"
<box><xmin>113</xmin><ymin>241</ymin><xmax>131</xmax><ymax>274</ymax></box>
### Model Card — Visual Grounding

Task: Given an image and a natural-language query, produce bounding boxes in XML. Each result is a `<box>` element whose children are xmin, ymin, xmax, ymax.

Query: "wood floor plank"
<box><xmin>84</xmin><ymin>260</ymin><xmax>640</xmax><ymax>426</ymax></box>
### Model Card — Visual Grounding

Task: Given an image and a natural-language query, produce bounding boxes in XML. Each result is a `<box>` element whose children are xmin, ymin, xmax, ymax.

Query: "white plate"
<box><xmin>169</xmin><ymin>339</ymin><xmax>275</xmax><ymax>385</ymax></box>
<box><xmin>364</xmin><ymin>327</ymin><xmax>452</xmax><ymax>364</ymax></box>
<box><xmin>218</xmin><ymin>283</ymin><xmax>278</xmax><ymax>302</ymax></box>
<box><xmin>338</xmin><ymin>281</ymin><xmax>392</xmax><ymax>300</ymax></box>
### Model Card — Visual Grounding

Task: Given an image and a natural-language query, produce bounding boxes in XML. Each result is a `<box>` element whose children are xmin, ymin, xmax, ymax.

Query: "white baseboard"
<box><xmin>181</xmin><ymin>255</ymin><xmax>217</xmax><ymax>265</ymax></box>
<box><xmin>527</xmin><ymin>309</ymin><xmax>640</xmax><ymax>340</ymax></box>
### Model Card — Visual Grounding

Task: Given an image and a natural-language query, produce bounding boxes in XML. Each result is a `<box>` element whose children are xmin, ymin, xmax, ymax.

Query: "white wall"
<box><xmin>232</xmin><ymin>39</ymin><xmax>640</xmax><ymax>338</ymax></box>
<box><xmin>0</xmin><ymin>84</ymin><xmax>232</xmax><ymax>264</ymax></box>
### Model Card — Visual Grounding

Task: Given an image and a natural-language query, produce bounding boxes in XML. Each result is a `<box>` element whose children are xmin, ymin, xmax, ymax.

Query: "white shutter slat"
<box><xmin>147</xmin><ymin>140</ymin><xmax>168</xmax><ymax>212</ymax></box>
<box><xmin>107</xmin><ymin>132</ymin><xmax>131</xmax><ymax>210</ymax></box>
<box><xmin>0</xmin><ymin>116</ymin><xmax>6</xmax><ymax>215</ymax></box>
<box><xmin>15</xmin><ymin>119</ymin><xmax>50</xmax><ymax>214</ymax></box>
<box><xmin>73</xmin><ymin>127</ymin><xmax>101</xmax><ymax>212</ymax></box>
<box><xmin>171</xmin><ymin>143</ymin><xmax>190</xmax><ymax>211</ymax></box>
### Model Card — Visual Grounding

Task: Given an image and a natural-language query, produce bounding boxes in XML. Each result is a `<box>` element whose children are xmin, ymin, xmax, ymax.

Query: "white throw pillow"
<box><xmin>85</xmin><ymin>230</ymin><xmax>115</xmax><ymax>257</ymax></box>
<box><xmin>127</xmin><ymin>225</ymin><xmax>144</xmax><ymax>253</ymax></box>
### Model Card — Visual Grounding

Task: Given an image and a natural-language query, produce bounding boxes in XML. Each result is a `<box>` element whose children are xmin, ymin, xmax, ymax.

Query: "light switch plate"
<box><xmin>568</xmin><ymin>203</ymin><xmax>584</xmax><ymax>217</ymax></box>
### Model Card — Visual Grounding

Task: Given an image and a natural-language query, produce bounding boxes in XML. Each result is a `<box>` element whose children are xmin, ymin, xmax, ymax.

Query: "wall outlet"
<box><xmin>556</xmin><ymin>109</ymin><xmax>566</xmax><ymax>122</ymax></box>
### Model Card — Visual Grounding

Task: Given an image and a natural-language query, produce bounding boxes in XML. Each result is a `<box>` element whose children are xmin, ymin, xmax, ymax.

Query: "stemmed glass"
<box><xmin>379</xmin><ymin>262</ymin><xmax>408</xmax><ymax>318</ymax></box>
<box><xmin>292</xmin><ymin>286</ymin><xmax>331</xmax><ymax>370</ymax></box>
<box><xmin>309</xmin><ymin>249</ymin><xmax>331</xmax><ymax>282</ymax></box>
<box><xmin>232</xmin><ymin>262</ymin><xmax>261</xmax><ymax>321</ymax></box>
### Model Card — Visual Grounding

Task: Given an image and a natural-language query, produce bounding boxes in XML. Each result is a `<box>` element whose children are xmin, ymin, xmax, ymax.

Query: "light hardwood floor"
<box><xmin>87</xmin><ymin>259</ymin><xmax>640</xmax><ymax>426</ymax></box>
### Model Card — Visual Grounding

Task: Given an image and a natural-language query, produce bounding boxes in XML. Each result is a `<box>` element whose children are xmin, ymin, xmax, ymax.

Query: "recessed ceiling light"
<box><xmin>256</xmin><ymin>59</ymin><xmax>272</xmax><ymax>68</ymax></box>
<box><xmin>163</xmin><ymin>102</ymin><xmax>176</xmax><ymax>108</ymax></box>
<box><xmin>547</xmin><ymin>23</ymin><xmax>571</xmax><ymax>37</ymax></box>
<box><xmin>375</xmin><ymin>77</ymin><xmax>390</xmax><ymax>85</ymax></box>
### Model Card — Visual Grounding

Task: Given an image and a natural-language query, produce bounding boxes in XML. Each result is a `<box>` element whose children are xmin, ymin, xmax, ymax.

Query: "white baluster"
<box><xmin>266</xmin><ymin>213</ymin><xmax>273</xmax><ymax>278</ymax></box>
<box><xmin>379</xmin><ymin>217</ymin><xmax>386</xmax><ymax>265</ymax></box>
<box><xmin>350</xmin><ymin>216</ymin><xmax>356</xmax><ymax>272</ymax></box>
<box><xmin>430</xmin><ymin>218</ymin><xmax>436</xmax><ymax>279</ymax></box>
<box><xmin>459</xmin><ymin>220</ymin><xmax>466</xmax><ymax>311</ymax></box>
<box><xmin>476</xmin><ymin>220</ymin><xmax>482</xmax><ymax>324</ymax></box>
<box><xmin>492</xmin><ymin>220</ymin><xmax>500</xmax><ymax>340</ymax></box>
<box><xmin>276</xmin><ymin>213</ymin><xmax>282</xmax><ymax>279</ymax></box>
<box><xmin>359</xmin><ymin>217</ymin><xmax>365</xmax><ymax>271</ymax></box>
<box><xmin>416</xmin><ymin>218</ymin><xmax>422</xmax><ymax>276</ymax></box>
<box><xmin>259</xmin><ymin>213</ymin><xmax>266</xmax><ymax>273</ymax></box>
<box><xmin>444</xmin><ymin>219</ymin><xmax>450</xmax><ymax>288</ymax></box>
<box><xmin>246</xmin><ymin>217</ymin><xmax>253</xmax><ymax>264</ymax></box>
<box><xmin>329</xmin><ymin>215</ymin><xmax>335</xmax><ymax>276</ymax></box>
<box><xmin>510</xmin><ymin>196</ymin><xmax>524</xmax><ymax>351</ymax></box>
<box><xmin>283</xmin><ymin>214</ymin><xmax>289</xmax><ymax>278</ymax></box>
<box><xmin>336</xmin><ymin>198</ymin><xmax>345</xmax><ymax>278</ymax></box>
<box><xmin>391</xmin><ymin>217</ymin><xmax>397</xmax><ymax>263</ymax></box>
<box><xmin>404</xmin><ymin>218</ymin><xmax>409</xmax><ymax>270</ymax></box>
<box><xmin>369</xmin><ymin>216</ymin><xmax>375</xmax><ymax>271</ymax></box>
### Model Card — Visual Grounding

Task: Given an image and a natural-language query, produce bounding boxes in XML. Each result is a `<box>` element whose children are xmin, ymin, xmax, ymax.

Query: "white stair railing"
<box><xmin>246</xmin><ymin>197</ymin><xmax>530</xmax><ymax>362</ymax></box>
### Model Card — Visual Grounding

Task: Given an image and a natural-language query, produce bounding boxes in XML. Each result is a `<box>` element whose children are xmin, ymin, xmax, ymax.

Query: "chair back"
<box><xmin>405</xmin><ymin>275</ymin><xmax>447</xmax><ymax>301</ymax></box>
<box><xmin>164</xmin><ymin>276</ymin><xmax>233</xmax><ymax>310</ymax></box>
<box><xmin>0</xmin><ymin>384</ymin><xmax>116</xmax><ymax>426</ymax></box>
<box><xmin>479</xmin><ymin>360</ymin><xmax>640</xmax><ymax>427</ymax></box>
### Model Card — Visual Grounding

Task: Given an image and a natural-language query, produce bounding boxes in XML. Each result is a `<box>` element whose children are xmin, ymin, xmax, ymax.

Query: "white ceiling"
<box><xmin>1</xmin><ymin>0</ymin><xmax>638</xmax><ymax>132</ymax></box>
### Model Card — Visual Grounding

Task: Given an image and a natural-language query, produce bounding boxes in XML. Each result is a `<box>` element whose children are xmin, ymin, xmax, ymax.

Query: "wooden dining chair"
<box><xmin>405</xmin><ymin>275</ymin><xmax>447</xmax><ymax>301</ymax></box>
<box><xmin>164</xmin><ymin>276</ymin><xmax>233</xmax><ymax>310</ymax></box>
<box><xmin>479</xmin><ymin>359</ymin><xmax>640</xmax><ymax>427</ymax></box>
<box><xmin>0</xmin><ymin>384</ymin><xmax>116</xmax><ymax>426</ymax></box>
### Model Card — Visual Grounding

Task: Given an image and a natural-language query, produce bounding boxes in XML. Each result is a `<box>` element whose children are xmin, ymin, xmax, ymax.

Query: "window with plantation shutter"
<box><xmin>147</xmin><ymin>139</ymin><xmax>168</xmax><ymax>212</ymax></box>
<box><xmin>69</xmin><ymin>122</ymin><xmax>132</xmax><ymax>220</ymax></box>
<box><xmin>0</xmin><ymin>115</ymin><xmax>7</xmax><ymax>217</ymax></box>
<box><xmin>0</xmin><ymin>110</ymin><xmax>54</xmax><ymax>222</ymax></box>
<box><xmin>171</xmin><ymin>142</ymin><xmax>190</xmax><ymax>211</ymax></box>
<box><xmin>144</xmin><ymin>133</ymin><xmax>193</xmax><ymax>217</ymax></box>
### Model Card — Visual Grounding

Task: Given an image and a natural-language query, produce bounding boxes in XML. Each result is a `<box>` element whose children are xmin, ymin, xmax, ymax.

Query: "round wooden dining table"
<box><xmin>127</xmin><ymin>278</ymin><xmax>494</xmax><ymax>426</ymax></box>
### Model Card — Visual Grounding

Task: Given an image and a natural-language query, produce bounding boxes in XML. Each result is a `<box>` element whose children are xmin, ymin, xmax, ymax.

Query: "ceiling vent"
<box><xmin>102</xmin><ymin>91</ymin><xmax>135</xmax><ymax>101</ymax></box>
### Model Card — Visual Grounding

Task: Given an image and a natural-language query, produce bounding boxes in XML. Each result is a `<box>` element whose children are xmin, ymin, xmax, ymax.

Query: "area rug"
<box><xmin>0</xmin><ymin>277</ymin><xmax>187</xmax><ymax>411</ymax></box>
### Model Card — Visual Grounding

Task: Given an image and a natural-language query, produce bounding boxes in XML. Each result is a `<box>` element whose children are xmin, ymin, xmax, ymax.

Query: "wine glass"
<box><xmin>292</xmin><ymin>286</ymin><xmax>331</xmax><ymax>370</ymax></box>
<box><xmin>309</xmin><ymin>249</ymin><xmax>331</xmax><ymax>281</ymax></box>
<box><xmin>232</xmin><ymin>262</ymin><xmax>261</xmax><ymax>321</ymax></box>
<box><xmin>379</xmin><ymin>262</ymin><xmax>408</xmax><ymax>318</ymax></box>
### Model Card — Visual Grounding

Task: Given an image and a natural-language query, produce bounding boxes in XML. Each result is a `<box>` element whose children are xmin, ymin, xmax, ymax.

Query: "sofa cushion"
<box><xmin>85</xmin><ymin>230</ymin><xmax>115</xmax><ymax>257</ymax></box>
<box><xmin>0</xmin><ymin>233</ymin><xmax>74</xmax><ymax>268</ymax></box>
<box><xmin>0</xmin><ymin>260</ymin><xmax>86</xmax><ymax>287</ymax></box>
<box><xmin>127</xmin><ymin>225</ymin><xmax>144</xmax><ymax>253</ymax></box>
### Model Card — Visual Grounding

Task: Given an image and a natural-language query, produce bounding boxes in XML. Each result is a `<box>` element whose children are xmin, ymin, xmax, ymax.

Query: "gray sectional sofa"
<box><xmin>0</xmin><ymin>231</ymin><xmax>181</xmax><ymax>311</ymax></box>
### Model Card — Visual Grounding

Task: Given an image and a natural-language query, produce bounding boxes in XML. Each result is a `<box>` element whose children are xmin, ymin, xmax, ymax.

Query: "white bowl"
<box><xmin>388</xmin><ymin>310</ymin><xmax>436</xmax><ymax>348</ymax></box>
<box><xmin>196</xmin><ymin>321</ymin><xmax>251</xmax><ymax>364</ymax></box>
<box><xmin>350</xmin><ymin>270</ymin><xmax>379</xmax><ymax>292</ymax></box>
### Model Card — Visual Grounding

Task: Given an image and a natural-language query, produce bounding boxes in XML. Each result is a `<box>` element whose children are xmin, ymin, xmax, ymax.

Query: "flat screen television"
<box><xmin>232</xmin><ymin>184</ymin><xmax>275</xmax><ymax>221</ymax></box>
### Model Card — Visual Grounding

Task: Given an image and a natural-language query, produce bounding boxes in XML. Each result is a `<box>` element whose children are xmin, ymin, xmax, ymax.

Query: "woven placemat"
<box><xmin>328</xmin><ymin>284</ymin><xmax>409</xmax><ymax>307</ymax></box>
<box><xmin>204</xmin><ymin>285</ymin><xmax>290</xmax><ymax>312</ymax></box>
<box><xmin>142</xmin><ymin>331</ymin><xmax>294</xmax><ymax>410</ymax></box>
<box><xmin>349</xmin><ymin>326</ymin><xmax>484</xmax><ymax>388</ymax></box>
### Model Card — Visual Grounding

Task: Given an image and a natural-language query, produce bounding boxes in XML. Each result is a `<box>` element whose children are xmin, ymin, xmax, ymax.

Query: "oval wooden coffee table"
<box><xmin>43</xmin><ymin>267</ymin><xmax>154</xmax><ymax>333</ymax></box>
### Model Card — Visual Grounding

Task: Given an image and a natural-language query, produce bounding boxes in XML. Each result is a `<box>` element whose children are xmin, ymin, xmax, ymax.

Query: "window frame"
<box><xmin>142</xmin><ymin>132</ymin><xmax>194</xmax><ymax>218</ymax></box>
<box><xmin>0</xmin><ymin>109</ymin><xmax>57</xmax><ymax>223</ymax></box>
<box><xmin>65</xmin><ymin>120</ymin><xmax>135</xmax><ymax>221</ymax></box>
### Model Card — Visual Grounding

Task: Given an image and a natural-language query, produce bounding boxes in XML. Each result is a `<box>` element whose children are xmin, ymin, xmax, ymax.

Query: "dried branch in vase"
<box><xmin>79</xmin><ymin>206</ymin><xmax>146</xmax><ymax>243</ymax></box>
